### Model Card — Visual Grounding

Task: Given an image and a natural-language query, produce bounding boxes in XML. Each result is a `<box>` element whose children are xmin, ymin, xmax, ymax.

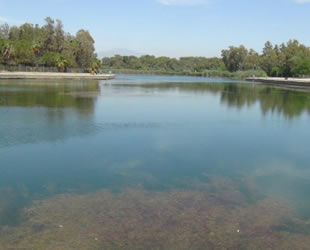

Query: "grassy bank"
<box><xmin>101</xmin><ymin>68</ymin><xmax>267</xmax><ymax>79</ymax></box>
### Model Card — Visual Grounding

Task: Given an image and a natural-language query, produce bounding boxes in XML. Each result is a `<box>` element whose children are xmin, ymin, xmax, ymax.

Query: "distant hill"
<box><xmin>97</xmin><ymin>49</ymin><xmax>144</xmax><ymax>58</ymax></box>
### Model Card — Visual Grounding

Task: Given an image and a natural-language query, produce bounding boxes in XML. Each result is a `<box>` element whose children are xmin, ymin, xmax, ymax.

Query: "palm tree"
<box><xmin>89</xmin><ymin>58</ymin><xmax>100</xmax><ymax>74</ymax></box>
<box><xmin>56</xmin><ymin>55</ymin><xmax>68</xmax><ymax>72</ymax></box>
<box><xmin>2</xmin><ymin>42</ymin><xmax>13</xmax><ymax>65</ymax></box>
<box><xmin>32</xmin><ymin>42</ymin><xmax>42</xmax><ymax>67</ymax></box>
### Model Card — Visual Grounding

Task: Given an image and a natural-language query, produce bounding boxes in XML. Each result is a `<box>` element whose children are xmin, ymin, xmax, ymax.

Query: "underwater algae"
<box><xmin>0</xmin><ymin>183</ymin><xmax>310</xmax><ymax>250</ymax></box>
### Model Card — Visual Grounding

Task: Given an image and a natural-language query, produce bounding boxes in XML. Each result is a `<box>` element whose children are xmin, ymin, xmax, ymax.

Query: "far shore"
<box><xmin>0</xmin><ymin>71</ymin><xmax>115</xmax><ymax>80</ymax></box>
<box><xmin>246</xmin><ymin>77</ymin><xmax>310</xmax><ymax>87</ymax></box>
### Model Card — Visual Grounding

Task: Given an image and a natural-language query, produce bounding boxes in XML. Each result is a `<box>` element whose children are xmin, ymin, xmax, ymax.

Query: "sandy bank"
<box><xmin>0</xmin><ymin>72</ymin><xmax>115</xmax><ymax>80</ymax></box>
<box><xmin>246</xmin><ymin>77</ymin><xmax>310</xmax><ymax>87</ymax></box>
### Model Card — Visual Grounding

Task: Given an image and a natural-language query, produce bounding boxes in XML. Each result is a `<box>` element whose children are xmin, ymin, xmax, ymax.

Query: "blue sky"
<box><xmin>1</xmin><ymin>0</ymin><xmax>310</xmax><ymax>57</ymax></box>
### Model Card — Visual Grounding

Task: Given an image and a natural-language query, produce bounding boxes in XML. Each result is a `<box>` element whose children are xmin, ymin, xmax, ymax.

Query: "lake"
<box><xmin>0</xmin><ymin>74</ymin><xmax>310</xmax><ymax>249</ymax></box>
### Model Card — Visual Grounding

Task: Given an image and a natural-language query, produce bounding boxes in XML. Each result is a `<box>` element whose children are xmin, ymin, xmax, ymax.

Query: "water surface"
<box><xmin>1</xmin><ymin>75</ymin><xmax>310</xmax><ymax>249</ymax></box>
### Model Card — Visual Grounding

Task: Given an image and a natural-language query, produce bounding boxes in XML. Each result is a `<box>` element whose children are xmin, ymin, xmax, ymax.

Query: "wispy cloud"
<box><xmin>157</xmin><ymin>0</ymin><xmax>310</xmax><ymax>5</ymax></box>
<box><xmin>0</xmin><ymin>16</ymin><xmax>9</xmax><ymax>23</ymax></box>
<box><xmin>0</xmin><ymin>16</ymin><xmax>24</xmax><ymax>24</ymax></box>
<box><xmin>156</xmin><ymin>0</ymin><xmax>209</xmax><ymax>6</ymax></box>
<box><xmin>295</xmin><ymin>0</ymin><xmax>310</xmax><ymax>3</ymax></box>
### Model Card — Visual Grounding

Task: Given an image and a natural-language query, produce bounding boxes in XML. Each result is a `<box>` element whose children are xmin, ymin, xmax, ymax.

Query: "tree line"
<box><xmin>1</xmin><ymin>18</ymin><xmax>310</xmax><ymax>77</ymax></box>
<box><xmin>102</xmin><ymin>55</ymin><xmax>225</xmax><ymax>73</ymax></box>
<box><xmin>222</xmin><ymin>40</ymin><xmax>310</xmax><ymax>77</ymax></box>
<box><xmin>0</xmin><ymin>17</ymin><xmax>99</xmax><ymax>72</ymax></box>
<box><xmin>102</xmin><ymin>40</ymin><xmax>310</xmax><ymax>77</ymax></box>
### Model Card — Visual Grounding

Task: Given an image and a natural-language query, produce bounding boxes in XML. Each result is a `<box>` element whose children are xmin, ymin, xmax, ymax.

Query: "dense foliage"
<box><xmin>102</xmin><ymin>55</ymin><xmax>225</xmax><ymax>73</ymax></box>
<box><xmin>0</xmin><ymin>18</ymin><xmax>98</xmax><ymax>71</ymax></box>
<box><xmin>222</xmin><ymin>40</ymin><xmax>310</xmax><ymax>77</ymax></box>
<box><xmin>102</xmin><ymin>40</ymin><xmax>310</xmax><ymax>77</ymax></box>
<box><xmin>1</xmin><ymin>18</ymin><xmax>310</xmax><ymax>78</ymax></box>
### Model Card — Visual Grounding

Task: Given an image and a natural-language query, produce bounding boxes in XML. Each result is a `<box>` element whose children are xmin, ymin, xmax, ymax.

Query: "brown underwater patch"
<box><xmin>0</xmin><ymin>186</ymin><xmax>310</xmax><ymax>250</ymax></box>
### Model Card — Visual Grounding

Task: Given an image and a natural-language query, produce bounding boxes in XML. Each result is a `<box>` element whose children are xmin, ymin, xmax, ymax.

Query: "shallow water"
<box><xmin>1</xmin><ymin>75</ymin><xmax>310</xmax><ymax>249</ymax></box>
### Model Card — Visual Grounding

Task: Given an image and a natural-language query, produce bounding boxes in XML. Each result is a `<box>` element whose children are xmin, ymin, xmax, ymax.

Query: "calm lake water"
<box><xmin>1</xmin><ymin>74</ymin><xmax>310</xmax><ymax>249</ymax></box>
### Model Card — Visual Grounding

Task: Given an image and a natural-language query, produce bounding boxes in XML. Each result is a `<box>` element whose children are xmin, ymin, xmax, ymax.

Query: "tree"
<box><xmin>89</xmin><ymin>58</ymin><xmax>100</xmax><ymax>73</ymax></box>
<box><xmin>62</xmin><ymin>33</ymin><xmax>77</xmax><ymax>67</ymax></box>
<box><xmin>260</xmin><ymin>41</ymin><xmax>279</xmax><ymax>76</ymax></box>
<box><xmin>140</xmin><ymin>55</ymin><xmax>156</xmax><ymax>69</ymax></box>
<box><xmin>19</xmin><ymin>23</ymin><xmax>35</xmax><ymax>41</ymax></box>
<box><xmin>2</xmin><ymin>42</ymin><xmax>14</xmax><ymax>65</ymax></box>
<box><xmin>0</xmin><ymin>23</ymin><xmax>9</xmax><ymax>39</ymax></box>
<box><xmin>55</xmin><ymin>19</ymin><xmax>65</xmax><ymax>53</ymax></box>
<box><xmin>56</xmin><ymin>55</ymin><xmax>68</xmax><ymax>72</ymax></box>
<box><xmin>8</xmin><ymin>26</ymin><xmax>20</xmax><ymax>41</ymax></box>
<box><xmin>14</xmin><ymin>40</ymin><xmax>35</xmax><ymax>65</ymax></box>
<box><xmin>243</xmin><ymin>49</ymin><xmax>260</xmax><ymax>70</ymax></box>
<box><xmin>278</xmin><ymin>40</ymin><xmax>310</xmax><ymax>77</ymax></box>
<box><xmin>221</xmin><ymin>45</ymin><xmax>248</xmax><ymax>72</ymax></box>
<box><xmin>291</xmin><ymin>57</ymin><xmax>310</xmax><ymax>76</ymax></box>
<box><xmin>32</xmin><ymin>42</ymin><xmax>42</xmax><ymax>67</ymax></box>
<box><xmin>0</xmin><ymin>17</ymin><xmax>98</xmax><ymax>69</ymax></box>
<box><xmin>41</xmin><ymin>17</ymin><xmax>56</xmax><ymax>53</ymax></box>
<box><xmin>39</xmin><ymin>52</ymin><xmax>58</xmax><ymax>66</ymax></box>
<box><xmin>75</xmin><ymin>29</ymin><xmax>95</xmax><ymax>68</ymax></box>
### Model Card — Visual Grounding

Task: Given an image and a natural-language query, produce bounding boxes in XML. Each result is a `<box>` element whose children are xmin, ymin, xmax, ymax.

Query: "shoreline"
<box><xmin>104</xmin><ymin>69</ymin><xmax>267</xmax><ymax>80</ymax></box>
<box><xmin>0</xmin><ymin>72</ymin><xmax>115</xmax><ymax>80</ymax></box>
<box><xmin>246</xmin><ymin>77</ymin><xmax>310</xmax><ymax>87</ymax></box>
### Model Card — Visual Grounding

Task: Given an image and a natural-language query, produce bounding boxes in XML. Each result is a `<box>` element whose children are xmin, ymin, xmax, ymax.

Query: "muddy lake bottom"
<box><xmin>1</xmin><ymin>74</ymin><xmax>310</xmax><ymax>249</ymax></box>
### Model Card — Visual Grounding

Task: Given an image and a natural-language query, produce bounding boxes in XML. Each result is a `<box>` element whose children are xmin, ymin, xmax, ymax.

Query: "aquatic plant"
<box><xmin>0</xmin><ymin>183</ymin><xmax>309</xmax><ymax>249</ymax></box>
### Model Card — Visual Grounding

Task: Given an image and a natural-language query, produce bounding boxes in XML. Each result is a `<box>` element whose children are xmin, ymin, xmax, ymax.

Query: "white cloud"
<box><xmin>0</xmin><ymin>16</ymin><xmax>24</xmax><ymax>25</ymax></box>
<box><xmin>295</xmin><ymin>0</ymin><xmax>310</xmax><ymax>3</ymax></box>
<box><xmin>157</xmin><ymin>0</ymin><xmax>209</xmax><ymax>6</ymax></box>
<box><xmin>0</xmin><ymin>17</ymin><xmax>9</xmax><ymax>23</ymax></box>
<box><xmin>156</xmin><ymin>0</ymin><xmax>310</xmax><ymax>5</ymax></box>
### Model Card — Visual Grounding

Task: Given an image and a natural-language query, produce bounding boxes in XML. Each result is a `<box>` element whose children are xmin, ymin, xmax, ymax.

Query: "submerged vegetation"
<box><xmin>1</xmin><ymin>181</ymin><xmax>310</xmax><ymax>249</ymax></box>
<box><xmin>1</xmin><ymin>78</ymin><xmax>310</xmax><ymax>248</ymax></box>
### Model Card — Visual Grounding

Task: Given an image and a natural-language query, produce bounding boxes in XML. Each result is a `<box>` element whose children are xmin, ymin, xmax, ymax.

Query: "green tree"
<box><xmin>291</xmin><ymin>57</ymin><xmax>310</xmax><ymax>76</ymax></box>
<box><xmin>8</xmin><ymin>26</ymin><xmax>20</xmax><ymax>41</ymax></box>
<box><xmin>221</xmin><ymin>45</ymin><xmax>248</xmax><ymax>72</ymax></box>
<box><xmin>260</xmin><ymin>41</ymin><xmax>279</xmax><ymax>76</ymax></box>
<box><xmin>277</xmin><ymin>40</ymin><xmax>310</xmax><ymax>77</ymax></box>
<box><xmin>0</xmin><ymin>17</ymin><xmax>99</xmax><ymax>69</ymax></box>
<box><xmin>55</xmin><ymin>19</ymin><xmax>65</xmax><ymax>53</ymax></box>
<box><xmin>89</xmin><ymin>57</ymin><xmax>100</xmax><ymax>73</ymax></box>
<box><xmin>14</xmin><ymin>40</ymin><xmax>35</xmax><ymax>65</ymax></box>
<box><xmin>41</xmin><ymin>17</ymin><xmax>56</xmax><ymax>53</ymax></box>
<box><xmin>19</xmin><ymin>23</ymin><xmax>35</xmax><ymax>41</ymax></box>
<box><xmin>39</xmin><ymin>52</ymin><xmax>59</xmax><ymax>66</ymax></box>
<box><xmin>0</xmin><ymin>23</ymin><xmax>9</xmax><ymax>39</ymax></box>
<box><xmin>62</xmin><ymin>34</ymin><xmax>77</xmax><ymax>67</ymax></box>
<box><xmin>2</xmin><ymin>41</ymin><xmax>14</xmax><ymax>65</ymax></box>
<box><xmin>75</xmin><ymin>29</ymin><xmax>95</xmax><ymax>69</ymax></box>
<box><xmin>243</xmin><ymin>49</ymin><xmax>260</xmax><ymax>70</ymax></box>
<box><xmin>56</xmin><ymin>55</ymin><xmax>68</xmax><ymax>72</ymax></box>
